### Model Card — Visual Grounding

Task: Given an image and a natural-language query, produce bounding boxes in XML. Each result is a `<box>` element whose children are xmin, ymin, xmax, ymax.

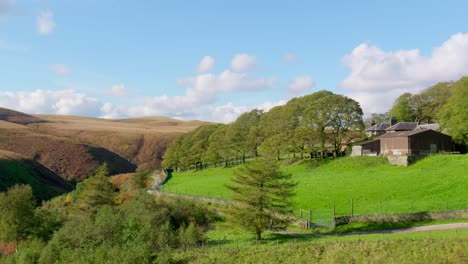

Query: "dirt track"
<box><xmin>281</xmin><ymin>223</ymin><xmax>468</xmax><ymax>236</ymax></box>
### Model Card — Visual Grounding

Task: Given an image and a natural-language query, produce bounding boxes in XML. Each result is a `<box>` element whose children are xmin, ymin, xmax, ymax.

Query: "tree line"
<box><xmin>387</xmin><ymin>77</ymin><xmax>467</xmax><ymax>144</ymax></box>
<box><xmin>162</xmin><ymin>90</ymin><xmax>365</xmax><ymax>170</ymax></box>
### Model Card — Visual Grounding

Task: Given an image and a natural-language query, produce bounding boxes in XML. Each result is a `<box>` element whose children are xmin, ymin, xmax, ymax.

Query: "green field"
<box><xmin>163</xmin><ymin>155</ymin><xmax>468</xmax><ymax>215</ymax></box>
<box><xmin>173</xmin><ymin>229</ymin><xmax>468</xmax><ymax>264</ymax></box>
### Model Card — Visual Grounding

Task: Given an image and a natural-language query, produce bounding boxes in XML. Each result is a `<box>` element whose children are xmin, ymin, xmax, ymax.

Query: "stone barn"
<box><xmin>352</xmin><ymin>129</ymin><xmax>453</xmax><ymax>165</ymax></box>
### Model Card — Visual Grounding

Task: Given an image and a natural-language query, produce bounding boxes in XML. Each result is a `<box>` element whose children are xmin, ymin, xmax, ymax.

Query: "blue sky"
<box><xmin>1</xmin><ymin>0</ymin><xmax>468</xmax><ymax>122</ymax></box>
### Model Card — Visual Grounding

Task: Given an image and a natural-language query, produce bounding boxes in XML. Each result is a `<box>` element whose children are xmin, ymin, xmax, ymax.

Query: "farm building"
<box><xmin>352</xmin><ymin>128</ymin><xmax>453</xmax><ymax>165</ymax></box>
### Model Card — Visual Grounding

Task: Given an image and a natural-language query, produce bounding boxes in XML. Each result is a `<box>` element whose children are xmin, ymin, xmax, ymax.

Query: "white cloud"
<box><xmin>287</xmin><ymin>75</ymin><xmax>315</xmax><ymax>95</ymax></box>
<box><xmin>110</xmin><ymin>84</ymin><xmax>130</xmax><ymax>97</ymax></box>
<box><xmin>231</xmin><ymin>53</ymin><xmax>256</xmax><ymax>72</ymax></box>
<box><xmin>0</xmin><ymin>89</ymin><xmax>101</xmax><ymax>116</ymax></box>
<box><xmin>283</xmin><ymin>53</ymin><xmax>297</xmax><ymax>62</ymax></box>
<box><xmin>207</xmin><ymin>100</ymin><xmax>287</xmax><ymax>123</ymax></box>
<box><xmin>340</xmin><ymin>33</ymin><xmax>468</xmax><ymax>114</ymax></box>
<box><xmin>51</xmin><ymin>64</ymin><xmax>72</xmax><ymax>75</ymax></box>
<box><xmin>196</xmin><ymin>56</ymin><xmax>215</xmax><ymax>73</ymax></box>
<box><xmin>37</xmin><ymin>10</ymin><xmax>55</xmax><ymax>35</ymax></box>
<box><xmin>176</xmin><ymin>70</ymin><xmax>275</xmax><ymax>106</ymax></box>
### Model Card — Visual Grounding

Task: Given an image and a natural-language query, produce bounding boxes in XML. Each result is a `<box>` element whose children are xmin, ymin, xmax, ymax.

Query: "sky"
<box><xmin>1</xmin><ymin>0</ymin><xmax>468</xmax><ymax>123</ymax></box>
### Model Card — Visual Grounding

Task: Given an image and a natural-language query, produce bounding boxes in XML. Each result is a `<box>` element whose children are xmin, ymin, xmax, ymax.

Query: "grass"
<box><xmin>163</xmin><ymin>155</ymin><xmax>468</xmax><ymax>216</ymax></box>
<box><xmin>173</xmin><ymin>229</ymin><xmax>468</xmax><ymax>263</ymax></box>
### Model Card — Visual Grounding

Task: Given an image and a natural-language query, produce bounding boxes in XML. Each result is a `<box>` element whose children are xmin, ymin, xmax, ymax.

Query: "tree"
<box><xmin>0</xmin><ymin>185</ymin><xmax>37</xmax><ymax>251</ymax></box>
<box><xmin>390</xmin><ymin>93</ymin><xmax>414</xmax><ymax>122</ymax></box>
<box><xmin>438</xmin><ymin>77</ymin><xmax>468</xmax><ymax>144</ymax></box>
<box><xmin>70</xmin><ymin>164</ymin><xmax>115</xmax><ymax>216</ymax></box>
<box><xmin>224</xmin><ymin>159</ymin><xmax>297</xmax><ymax>240</ymax></box>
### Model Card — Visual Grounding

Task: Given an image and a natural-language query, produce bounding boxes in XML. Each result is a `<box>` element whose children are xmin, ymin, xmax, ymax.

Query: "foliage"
<box><xmin>224</xmin><ymin>159</ymin><xmax>297</xmax><ymax>240</ymax></box>
<box><xmin>162</xmin><ymin>90</ymin><xmax>366</xmax><ymax>170</ymax></box>
<box><xmin>438</xmin><ymin>77</ymin><xmax>468</xmax><ymax>144</ymax></box>
<box><xmin>131</xmin><ymin>170</ymin><xmax>149</xmax><ymax>189</ymax></box>
<box><xmin>390</xmin><ymin>82</ymin><xmax>454</xmax><ymax>123</ymax></box>
<box><xmin>0</xmin><ymin>185</ymin><xmax>37</xmax><ymax>250</ymax></box>
<box><xmin>69</xmin><ymin>164</ymin><xmax>115</xmax><ymax>217</ymax></box>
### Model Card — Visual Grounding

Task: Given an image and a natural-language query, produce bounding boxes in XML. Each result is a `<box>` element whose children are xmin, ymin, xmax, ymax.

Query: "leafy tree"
<box><xmin>229</xmin><ymin>109</ymin><xmax>263</xmax><ymax>163</ymax></box>
<box><xmin>0</xmin><ymin>185</ymin><xmax>37</xmax><ymax>251</ymax></box>
<box><xmin>390</xmin><ymin>93</ymin><xmax>414</xmax><ymax>122</ymax></box>
<box><xmin>205</xmin><ymin>125</ymin><xmax>234</xmax><ymax>167</ymax></box>
<box><xmin>189</xmin><ymin>124</ymin><xmax>220</xmax><ymax>169</ymax></box>
<box><xmin>224</xmin><ymin>159</ymin><xmax>297</xmax><ymax>240</ymax></box>
<box><xmin>161</xmin><ymin>137</ymin><xmax>183</xmax><ymax>168</ymax></box>
<box><xmin>320</xmin><ymin>94</ymin><xmax>365</xmax><ymax>155</ymax></box>
<box><xmin>438</xmin><ymin>77</ymin><xmax>468</xmax><ymax>144</ymax></box>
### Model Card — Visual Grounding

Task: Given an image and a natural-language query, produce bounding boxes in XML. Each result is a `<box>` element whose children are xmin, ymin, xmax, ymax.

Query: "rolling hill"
<box><xmin>0</xmin><ymin>150</ymin><xmax>73</xmax><ymax>202</ymax></box>
<box><xmin>0</xmin><ymin>107</ymin><xmax>209</xmax><ymax>181</ymax></box>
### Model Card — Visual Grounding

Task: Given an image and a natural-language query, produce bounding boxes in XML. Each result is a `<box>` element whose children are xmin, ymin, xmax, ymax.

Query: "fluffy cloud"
<box><xmin>176</xmin><ymin>70</ymin><xmax>275</xmax><ymax>106</ymax></box>
<box><xmin>110</xmin><ymin>84</ymin><xmax>130</xmax><ymax>97</ymax></box>
<box><xmin>51</xmin><ymin>64</ymin><xmax>72</xmax><ymax>75</ymax></box>
<box><xmin>0</xmin><ymin>89</ymin><xmax>101</xmax><ymax>116</ymax></box>
<box><xmin>283</xmin><ymin>53</ymin><xmax>297</xmax><ymax>62</ymax></box>
<box><xmin>196</xmin><ymin>56</ymin><xmax>215</xmax><ymax>73</ymax></box>
<box><xmin>37</xmin><ymin>10</ymin><xmax>55</xmax><ymax>35</ymax></box>
<box><xmin>287</xmin><ymin>75</ymin><xmax>315</xmax><ymax>95</ymax></box>
<box><xmin>340</xmin><ymin>33</ymin><xmax>468</xmax><ymax>114</ymax></box>
<box><xmin>231</xmin><ymin>53</ymin><xmax>256</xmax><ymax>72</ymax></box>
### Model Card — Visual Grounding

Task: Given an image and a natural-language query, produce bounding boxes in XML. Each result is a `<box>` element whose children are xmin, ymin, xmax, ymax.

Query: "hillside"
<box><xmin>0</xmin><ymin>150</ymin><xmax>73</xmax><ymax>202</ymax></box>
<box><xmin>0</xmin><ymin>108</ymin><xmax>209</xmax><ymax>181</ymax></box>
<box><xmin>0</xmin><ymin>128</ymin><xmax>137</xmax><ymax>181</ymax></box>
<box><xmin>0</xmin><ymin>107</ymin><xmax>46</xmax><ymax>125</ymax></box>
<box><xmin>31</xmin><ymin>115</ymin><xmax>210</xmax><ymax>169</ymax></box>
<box><xmin>163</xmin><ymin>155</ymin><xmax>468</xmax><ymax>215</ymax></box>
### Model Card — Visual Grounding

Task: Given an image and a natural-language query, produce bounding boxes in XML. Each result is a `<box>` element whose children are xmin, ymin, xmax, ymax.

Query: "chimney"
<box><xmin>391</xmin><ymin>117</ymin><xmax>398</xmax><ymax>126</ymax></box>
<box><xmin>371</xmin><ymin>120</ymin><xmax>376</xmax><ymax>127</ymax></box>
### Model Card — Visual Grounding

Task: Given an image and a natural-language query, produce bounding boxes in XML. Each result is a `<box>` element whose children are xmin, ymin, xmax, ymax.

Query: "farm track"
<box><xmin>280</xmin><ymin>223</ymin><xmax>468</xmax><ymax>237</ymax></box>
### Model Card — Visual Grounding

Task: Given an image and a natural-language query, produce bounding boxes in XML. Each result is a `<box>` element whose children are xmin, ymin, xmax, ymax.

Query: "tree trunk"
<box><xmin>256</xmin><ymin>230</ymin><xmax>262</xmax><ymax>240</ymax></box>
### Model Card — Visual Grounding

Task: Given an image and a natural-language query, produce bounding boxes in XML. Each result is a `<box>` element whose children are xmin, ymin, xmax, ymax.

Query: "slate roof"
<box><xmin>377</xmin><ymin>128</ymin><xmax>433</xmax><ymax>138</ymax></box>
<box><xmin>365</xmin><ymin>123</ymin><xmax>390</xmax><ymax>132</ymax></box>
<box><xmin>385</xmin><ymin>122</ymin><xmax>419</xmax><ymax>132</ymax></box>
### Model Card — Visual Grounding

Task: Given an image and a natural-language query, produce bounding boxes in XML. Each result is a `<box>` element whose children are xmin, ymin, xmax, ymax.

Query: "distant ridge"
<box><xmin>0</xmin><ymin>107</ymin><xmax>46</xmax><ymax>125</ymax></box>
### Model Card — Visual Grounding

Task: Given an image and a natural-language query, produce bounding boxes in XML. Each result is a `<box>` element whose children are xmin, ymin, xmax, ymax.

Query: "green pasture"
<box><xmin>163</xmin><ymin>155</ymin><xmax>468</xmax><ymax>215</ymax></box>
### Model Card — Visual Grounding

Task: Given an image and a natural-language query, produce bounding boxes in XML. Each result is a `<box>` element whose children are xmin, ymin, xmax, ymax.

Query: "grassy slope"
<box><xmin>0</xmin><ymin>151</ymin><xmax>73</xmax><ymax>202</ymax></box>
<box><xmin>163</xmin><ymin>155</ymin><xmax>468</xmax><ymax>215</ymax></box>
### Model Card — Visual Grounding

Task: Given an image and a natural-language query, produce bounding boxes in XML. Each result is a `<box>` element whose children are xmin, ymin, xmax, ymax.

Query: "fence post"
<box><xmin>300</xmin><ymin>208</ymin><xmax>302</xmax><ymax>218</ymax></box>
<box><xmin>379</xmin><ymin>200</ymin><xmax>382</xmax><ymax>213</ymax></box>
<box><xmin>309</xmin><ymin>210</ymin><xmax>312</xmax><ymax>229</ymax></box>
<box><xmin>333</xmin><ymin>203</ymin><xmax>336</xmax><ymax>228</ymax></box>
<box><xmin>411</xmin><ymin>201</ymin><xmax>414</xmax><ymax>212</ymax></box>
<box><xmin>351</xmin><ymin>198</ymin><xmax>354</xmax><ymax>217</ymax></box>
